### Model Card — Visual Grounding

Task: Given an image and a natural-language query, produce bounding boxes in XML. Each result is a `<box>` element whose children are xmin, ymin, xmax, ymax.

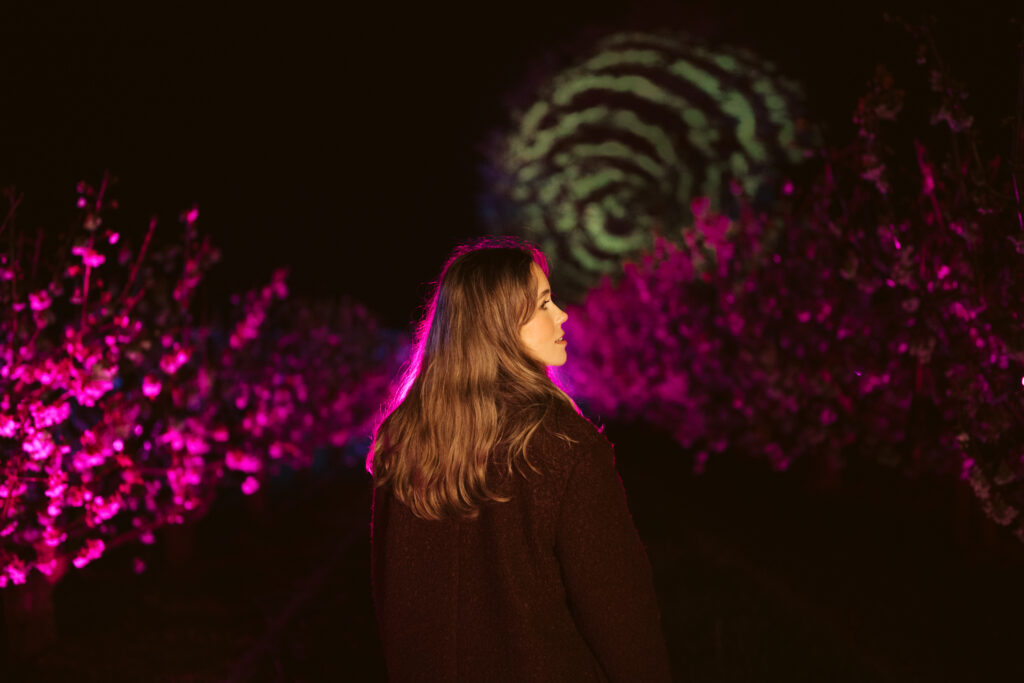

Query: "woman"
<box><xmin>369</xmin><ymin>238</ymin><xmax>672</xmax><ymax>682</ymax></box>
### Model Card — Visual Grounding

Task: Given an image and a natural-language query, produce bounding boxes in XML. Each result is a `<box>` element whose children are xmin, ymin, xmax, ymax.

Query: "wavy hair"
<box><xmin>368</xmin><ymin>237</ymin><xmax>577</xmax><ymax>520</ymax></box>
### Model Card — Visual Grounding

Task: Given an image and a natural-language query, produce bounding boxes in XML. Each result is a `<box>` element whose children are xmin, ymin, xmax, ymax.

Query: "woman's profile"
<box><xmin>369</xmin><ymin>238</ymin><xmax>672</xmax><ymax>682</ymax></box>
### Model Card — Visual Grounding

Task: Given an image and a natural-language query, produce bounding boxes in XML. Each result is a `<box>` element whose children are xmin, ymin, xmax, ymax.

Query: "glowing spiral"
<box><xmin>480</xmin><ymin>30</ymin><xmax>814</xmax><ymax>299</ymax></box>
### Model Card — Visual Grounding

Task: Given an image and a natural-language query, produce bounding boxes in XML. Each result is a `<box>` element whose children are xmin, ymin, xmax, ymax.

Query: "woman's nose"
<box><xmin>558</xmin><ymin>307</ymin><xmax>568</xmax><ymax>324</ymax></box>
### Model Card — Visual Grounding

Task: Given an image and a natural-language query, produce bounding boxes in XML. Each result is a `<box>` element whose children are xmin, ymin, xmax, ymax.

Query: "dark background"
<box><xmin>0</xmin><ymin>1</ymin><xmax>1019</xmax><ymax>329</ymax></box>
<box><xmin>2</xmin><ymin>4</ymin><xmax>1024</xmax><ymax>679</ymax></box>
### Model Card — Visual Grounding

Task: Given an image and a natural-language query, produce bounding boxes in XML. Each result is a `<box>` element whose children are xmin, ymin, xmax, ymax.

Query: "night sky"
<box><xmin>1</xmin><ymin>1</ymin><xmax>1019</xmax><ymax>330</ymax></box>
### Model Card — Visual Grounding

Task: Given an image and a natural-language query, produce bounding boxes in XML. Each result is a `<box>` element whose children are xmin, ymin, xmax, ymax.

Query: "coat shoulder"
<box><xmin>534</xmin><ymin>399</ymin><xmax>615</xmax><ymax>468</ymax></box>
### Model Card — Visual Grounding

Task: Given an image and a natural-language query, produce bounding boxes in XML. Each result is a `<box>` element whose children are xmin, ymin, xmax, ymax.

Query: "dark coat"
<box><xmin>371</xmin><ymin>399</ymin><xmax>672</xmax><ymax>682</ymax></box>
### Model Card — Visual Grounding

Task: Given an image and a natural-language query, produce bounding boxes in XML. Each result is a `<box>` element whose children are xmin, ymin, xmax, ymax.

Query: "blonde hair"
<box><xmin>368</xmin><ymin>238</ymin><xmax>577</xmax><ymax>520</ymax></box>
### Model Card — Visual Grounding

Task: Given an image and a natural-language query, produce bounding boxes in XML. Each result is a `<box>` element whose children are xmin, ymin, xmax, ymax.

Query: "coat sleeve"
<box><xmin>555</xmin><ymin>436</ymin><xmax>673</xmax><ymax>682</ymax></box>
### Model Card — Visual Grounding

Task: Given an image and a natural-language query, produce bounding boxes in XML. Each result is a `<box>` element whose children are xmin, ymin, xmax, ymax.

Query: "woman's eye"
<box><xmin>541</xmin><ymin>299</ymin><xmax>550</xmax><ymax>310</ymax></box>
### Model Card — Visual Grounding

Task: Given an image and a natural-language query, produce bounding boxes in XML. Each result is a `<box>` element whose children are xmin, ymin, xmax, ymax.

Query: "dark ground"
<box><xmin>3</xmin><ymin>420</ymin><xmax>1024</xmax><ymax>682</ymax></box>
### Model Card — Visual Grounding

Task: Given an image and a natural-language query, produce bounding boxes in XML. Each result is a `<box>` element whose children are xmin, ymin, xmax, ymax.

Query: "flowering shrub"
<box><xmin>561</xmin><ymin>30</ymin><xmax>1024</xmax><ymax>536</ymax></box>
<box><xmin>0</xmin><ymin>177</ymin><xmax>400</xmax><ymax>587</ymax></box>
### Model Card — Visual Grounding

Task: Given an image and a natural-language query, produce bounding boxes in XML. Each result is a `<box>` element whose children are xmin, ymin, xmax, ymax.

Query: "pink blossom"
<box><xmin>690</xmin><ymin>196</ymin><xmax>711</xmax><ymax>218</ymax></box>
<box><xmin>22</xmin><ymin>431</ymin><xmax>56</xmax><ymax>461</ymax></box>
<box><xmin>159</xmin><ymin>348</ymin><xmax>189</xmax><ymax>375</ymax></box>
<box><xmin>157</xmin><ymin>427</ymin><xmax>185</xmax><ymax>451</ymax></box>
<box><xmin>142</xmin><ymin>375</ymin><xmax>162</xmax><ymax>398</ymax></box>
<box><xmin>35</xmin><ymin>558</ymin><xmax>58</xmax><ymax>576</ymax></box>
<box><xmin>72</xmin><ymin>449</ymin><xmax>107</xmax><ymax>471</ymax></box>
<box><xmin>241</xmin><ymin>476</ymin><xmax>260</xmax><ymax>495</ymax></box>
<box><xmin>46</xmin><ymin>472</ymin><xmax>67</xmax><ymax>498</ymax></box>
<box><xmin>184</xmin><ymin>433</ymin><xmax>209</xmax><ymax>456</ymax></box>
<box><xmin>29</xmin><ymin>289</ymin><xmax>52</xmax><ymax>311</ymax></box>
<box><xmin>32</xmin><ymin>402</ymin><xmax>71</xmax><ymax>429</ymax></box>
<box><xmin>43</xmin><ymin>526</ymin><xmax>67</xmax><ymax>548</ymax></box>
<box><xmin>87</xmin><ymin>496</ymin><xmax>122</xmax><ymax>525</ymax></box>
<box><xmin>72</xmin><ymin>539</ymin><xmax>106</xmax><ymax>569</ymax></box>
<box><xmin>6</xmin><ymin>559</ymin><xmax>27</xmax><ymax>585</ymax></box>
<box><xmin>225</xmin><ymin>450</ymin><xmax>261</xmax><ymax>473</ymax></box>
<box><xmin>0</xmin><ymin>415</ymin><xmax>17</xmax><ymax>438</ymax></box>
<box><xmin>71</xmin><ymin>244</ymin><xmax>106</xmax><ymax>267</ymax></box>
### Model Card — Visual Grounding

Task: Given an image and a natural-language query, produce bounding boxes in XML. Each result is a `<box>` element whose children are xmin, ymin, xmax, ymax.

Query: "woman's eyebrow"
<box><xmin>538</xmin><ymin>288</ymin><xmax>550</xmax><ymax>299</ymax></box>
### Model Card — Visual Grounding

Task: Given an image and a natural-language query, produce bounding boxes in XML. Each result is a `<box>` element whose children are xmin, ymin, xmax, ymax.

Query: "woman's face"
<box><xmin>520</xmin><ymin>262</ymin><xmax>569</xmax><ymax>366</ymax></box>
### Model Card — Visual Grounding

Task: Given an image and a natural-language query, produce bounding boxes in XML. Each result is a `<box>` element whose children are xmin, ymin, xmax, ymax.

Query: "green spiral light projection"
<box><xmin>480</xmin><ymin>31</ymin><xmax>815</xmax><ymax>300</ymax></box>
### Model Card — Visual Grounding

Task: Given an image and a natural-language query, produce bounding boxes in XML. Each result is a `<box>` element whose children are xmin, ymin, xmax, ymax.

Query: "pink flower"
<box><xmin>35</xmin><ymin>558</ymin><xmax>58</xmax><ymax>576</ymax></box>
<box><xmin>159</xmin><ymin>348</ymin><xmax>189</xmax><ymax>375</ymax></box>
<box><xmin>29</xmin><ymin>289</ymin><xmax>52</xmax><ymax>311</ymax></box>
<box><xmin>241</xmin><ymin>476</ymin><xmax>260</xmax><ymax>496</ymax></box>
<box><xmin>22</xmin><ymin>431</ymin><xmax>56</xmax><ymax>461</ymax></box>
<box><xmin>71</xmin><ymin>244</ymin><xmax>106</xmax><ymax>267</ymax></box>
<box><xmin>690</xmin><ymin>196</ymin><xmax>711</xmax><ymax>218</ymax></box>
<box><xmin>0</xmin><ymin>415</ymin><xmax>17</xmax><ymax>438</ymax></box>
<box><xmin>72</xmin><ymin>538</ymin><xmax>106</xmax><ymax>569</ymax></box>
<box><xmin>143</xmin><ymin>375</ymin><xmax>162</xmax><ymax>399</ymax></box>
<box><xmin>46</xmin><ymin>472</ymin><xmax>67</xmax><ymax>498</ymax></box>
<box><xmin>225</xmin><ymin>450</ymin><xmax>261</xmax><ymax>473</ymax></box>
<box><xmin>43</xmin><ymin>526</ymin><xmax>67</xmax><ymax>548</ymax></box>
<box><xmin>6</xmin><ymin>559</ymin><xmax>27</xmax><ymax>585</ymax></box>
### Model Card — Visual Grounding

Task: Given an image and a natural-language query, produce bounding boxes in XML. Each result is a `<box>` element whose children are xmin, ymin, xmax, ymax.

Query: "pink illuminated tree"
<box><xmin>560</xmin><ymin>25</ymin><xmax>1024</xmax><ymax>536</ymax></box>
<box><xmin>0</xmin><ymin>174</ymin><xmax>401</xmax><ymax>608</ymax></box>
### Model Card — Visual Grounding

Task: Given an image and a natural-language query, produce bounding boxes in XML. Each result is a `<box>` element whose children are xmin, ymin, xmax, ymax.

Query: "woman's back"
<box><xmin>371</xmin><ymin>399</ymin><xmax>672</xmax><ymax>682</ymax></box>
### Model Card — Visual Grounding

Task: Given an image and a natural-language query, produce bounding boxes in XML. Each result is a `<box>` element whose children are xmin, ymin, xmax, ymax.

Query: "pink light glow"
<box><xmin>29</xmin><ymin>290</ymin><xmax>52</xmax><ymax>311</ymax></box>
<box><xmin>6</xmin><ymin>560</ymin><xmax>27</xmax><ymax>585</ymax></box>
<box><xmin>71</xmin><ymin>244</ymin><xmax>106</xmax><ymax>267</ymax></box>
<box><xmin>72</xmin><ymin>539</ymin><xmax>105</xmax><ymax>569</ymax></box>
<box><xmin>140</xmin><ymin>374</ymin><xmax>159</xmax><ymax>401</ymax></box>
<box><xmin>226</xmin><ymin>450</ymin><xmax>261</xmax><ymax>473</ymax></box>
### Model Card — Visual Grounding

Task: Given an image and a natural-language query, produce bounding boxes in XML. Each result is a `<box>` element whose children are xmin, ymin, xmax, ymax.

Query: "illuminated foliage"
<box><xmin>558</xmin><ymin>30</ymin><xmax>1024</xmax><ymax>536</ymax></box>
<box><xmin>0</xmin><ymin>180</ymin><xmax>399</xmax><ymax>586</ymax></box>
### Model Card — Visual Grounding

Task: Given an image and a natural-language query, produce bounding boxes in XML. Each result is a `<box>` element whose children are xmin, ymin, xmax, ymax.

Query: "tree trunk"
<box><xmin>2</xmin><ymin>557</ymin><xmax>68</xmax><ymax>659</ymax></box>
<box><xmin>163</xmin><ymin>521</ymin><xmax>196</xmax><ymax>569</ymax></box>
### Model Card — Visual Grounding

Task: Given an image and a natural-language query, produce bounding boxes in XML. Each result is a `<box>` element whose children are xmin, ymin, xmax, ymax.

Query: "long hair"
<box><xmin>368</xmin><ymin>237</ymin><xmax>577</xmax><ymax>520</ymax></box>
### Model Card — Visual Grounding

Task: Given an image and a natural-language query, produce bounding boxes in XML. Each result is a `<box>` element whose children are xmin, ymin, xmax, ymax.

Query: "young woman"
<box><xmin>369</xmin><ymin>238</ymin><xmax>671</xmax><ymax>682</ymax></box>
